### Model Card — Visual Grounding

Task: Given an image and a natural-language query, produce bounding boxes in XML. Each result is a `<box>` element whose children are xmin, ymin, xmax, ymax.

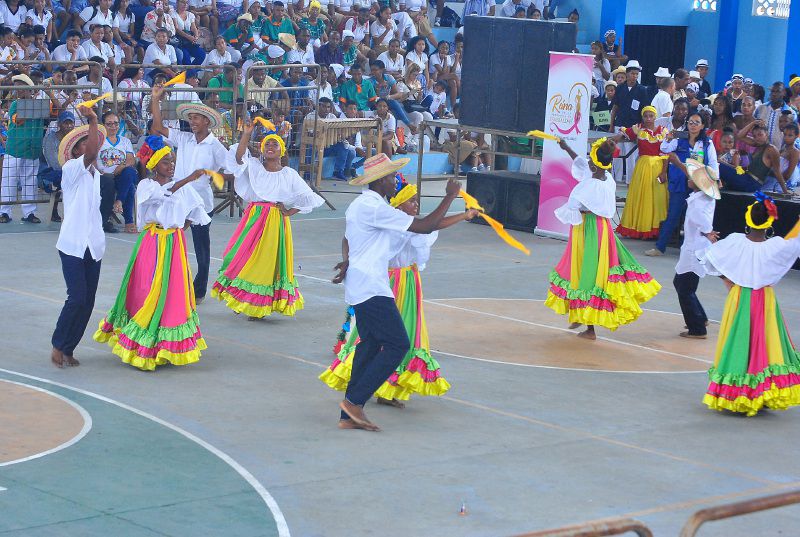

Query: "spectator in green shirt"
<box><xmin>0</xmin><ymin>75</ymin><xmax>47</xmax><ymax>223</ymax></box>
<box><xmin>221</xmin><ymin>13</ymin><xmax>256</xmax><ymax>63</ymax></box>
<box><xmin>338</xmin><ymin>64</ymin><xmax>377</xmax><ymax>111</ymax></box>
<box><xmin>207</xmin><ymin>64</ymin><xmax>245</xmax><ymax>110</ymax></box>
<box><xmin>262</xmin><ymin>1</ymin><xmax>295</xmax><ymax>44</ymax></box>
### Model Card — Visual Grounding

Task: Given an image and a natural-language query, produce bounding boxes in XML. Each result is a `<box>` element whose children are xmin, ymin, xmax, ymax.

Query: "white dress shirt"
<box><xmin>343</xmin><ymin>189</ymin><xmax>414</xmax><ymax>305</ymax></box>
<box><xmin>650</xmin><ymin>89</ymin><xmax>674</xmax><ymax>118</ymax></box>
<box><xmin>77</xmin><ymin>75</ymin><xmax>113</xmax><ymax>96</ymax></box>
<box><xmin>80</xmin><ymin>6</ymin><xmax>114</xmax><ymax>34</ymax></box>
<box><xmin>143</xmin><ymin>43</ymin><xmax>178</xmax><ymax>74</ymax></box>
<box><xmin>53</xmin><ymin>44</ymin><xmax>88</xmax><ymax>62</ymax></box>
<box><xmin>226</xmin><ymin>145</ymin><xmax>325</xmax><ymax>211</ymax></box>
<box><xmin>82</xmin><ymin>39</ymin><xmax>115</xmax><ymax>63</ymax></box>
<box><xmin>675</xmin><ymin>190</ymin><xmax>715</xmax><ymax>276</ymax></box>
<box><xmin>377</xmin><ymin>51</ymin><xmax>404</xmax><ymax>74</ymax></box>
<box><xmin>136</xmin><ymin>178</ymin><xmax>211</xmax><ymax>231</ymax></box>
<box><xmin>167</xmin><ymin>128</ymin><xmax>228</xmax><ymax>213</ymax></box>
<box><xmin>56</xmin><ymin>157</ymin><xmax>105</xmax><ymax>261</ymax></box>
<box><xmin>370</xmin><ymin>19</ymin><xmax>397</xmax><ymax>47</ymax></box>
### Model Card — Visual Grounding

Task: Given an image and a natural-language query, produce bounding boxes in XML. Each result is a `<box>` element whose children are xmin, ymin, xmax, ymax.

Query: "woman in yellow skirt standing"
<box><xmin>615</xmin><ymin>106</ymin><xmax>669</xmax><ymax>239</ymax></box>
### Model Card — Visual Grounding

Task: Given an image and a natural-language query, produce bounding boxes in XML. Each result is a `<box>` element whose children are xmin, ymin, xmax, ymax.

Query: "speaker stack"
<box><xmin>466</xmin><ymin>171</ymin><xmax>541</xmax><ymax>232</ymax></box>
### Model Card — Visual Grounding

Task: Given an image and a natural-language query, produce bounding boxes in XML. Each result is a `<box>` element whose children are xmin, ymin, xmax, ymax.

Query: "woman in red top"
<box><xmin>615</xmin><ymin>105</ymin><xmax>668</xmax><ymax>239</ymax></box>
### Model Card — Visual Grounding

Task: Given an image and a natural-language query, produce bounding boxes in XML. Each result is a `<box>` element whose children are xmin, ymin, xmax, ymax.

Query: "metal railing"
<box><xmin>513</xmin><ymin>519</ymin><xmax>653</xmax><ymax>537</ymax></box>
<box><xmin>679</xmin><ymin>489</ymin><xmax>800</xmax><ymax>537</ymax></box>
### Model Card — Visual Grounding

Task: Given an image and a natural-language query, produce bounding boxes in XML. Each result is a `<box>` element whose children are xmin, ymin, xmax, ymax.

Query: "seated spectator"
<box><xmin>262</xmin><ymin>1</ymin><xmax>294</xmax><ymax>44</ymax></box>
<box><xmin>0</xmin><ymin>0</ymin><xmax>28</xmax><ymax>33</ymax></box>
<box><xmin>78</xmin><ymin>56</ymin><xmax>113</xmax><ymax>98</ymax></box>
<box><xmin>462</xmin><ymin>0</ymin><xmax>494</xmax><ymax>18</ymax></box>
<box><xmin>67</xmin><ymin>0</ymin><xmax>91</xmax><ymax>33</ymax></box>
<box><xmin>338</xmin><ymin>63</ymin><xmax>376</xmax><ymax>111</ymax></box>
<box><xmin>208</xmin><ymin>63</ymin><xmax>245</xmax><ymax>110</ymax></box>
<box><xmin>221</xmin><ymin>13</ymin><xmax>257</xmax><ymax>64</ymax></box>
<box><xmin>327</xmin><ymin>62</ymin><xmax>343</xmax><ymax>110</ymax></box>
<box><xmin>391</xmin><ymin>8</ymin><xmax>417</xmax><ymax>48</ymax></box>
<box><xmin>299</xmin><ymin>0</ymin><xmax>327</xmax><ymax>47</ymax></box>
<box><xmin>370</xmin><ymin>6</ymin><xmax>397</xmax><ymax>59</ymax></box>
<box><xmin>427</xmin><ymin>79</ymin><xmax>448</xmax><ymax>119</ymax></box>
<box><xmin>220</xmin><ymin>97</ymin><xmax>246</xmax><ymax>145</ymax></box>
<box><xmin>50</xmin><ymin>0</ymin><xmax>71</xmax><ymax>37</ymax></box>
<box><xmin>343</xmin><ymin>7</ymin><xmax>371</xmax><ymax>57</ymax></box>
<box><xmin>78</xmin><ymin>0</ymin><xmax>114</xmax><ymax>34</ymax></box>
<box><xmin>730</xmin><ymin>120</ymin><xmax>788</xmax><ymax>194</ymax></box>
<box><xmin>341</xmin><ymin>30</ymin><xmax>367</xmax><ymax>73</ymax></box>
<box><xmin>12</xmin><ymin>27</ymin><xmax>32</xmax><ymax>60</ymax></box>
<box><xmin>315</xmin><ymin>29</ymin><xmax>342</xmax><ymax>66</ymax></box>
<box><xmin>98</xmin><ymin>111</ymin><xmax>137</xmax><ymax>233</ymax></box>
<box><xmin>429</xmin><ymin>40</ymin><xmax>458</xmax><ymax>105</ymax></box>
<box><xmin>287</xmin><ymin>27</ymin><xmax>315</xmax><ymax>65</ymax></box>
<box><xmin>602</xmin><ymin>29</ymin><xmax>627</xmax><ymax>70</ymax></box>
<box><xmin>247</xmin><ymin>61</ymin><xmax>281</xmax><ymax>108</ymax></box>
<box><xmin>280</xmin><ymin>63</ymin><xmax>313</xmax><ymax>129</ymax></box>
<box><xmin>111</xmin><ymin>0</ymin><xmax>138</xmax><ymax>61</ymax></box>
<box><xmin>202</xmin><ymin>35</ymin><xmax>233</xmax><ymax>83</ymax></box>
<box><xmin>27</xmin><ymin>26</ymin><xmax>51</xmax><ymax>72</ymax></box>
<box><xmin>172</xmin><ymin>0</ymin><xmax>207</xmax><ymax>65</ymax></box>
<box><xmin>332</xmin><ymin>0</ymin><xmax>358</xmax><ymax>29</ymax></box>
<box><xmin>53</xmin><ymin>30</ymin><xmax>89</xmax><ymax>74</ymax></box>
<box><xmin>25</xmin><ymin>0</ymin><xmax>54</xmax><ymax>45</ymax></box>
<box><xmin>304</xmin><ymin>96</ymin><xmax>355</xmax><ymax>178</ymax></box>
<box><xmin>528</xmin><ymin>6</ymin><xmax>542</xmax><ymax>18</ymax></box>
<box><xmin>375</xmin><ymin>98</ymin><xmax>398</xmax><ymax>156</ymax></box>
<box><xmin>118</xmin><ymin>66</ymin><xmax>151</xmax><ymax>114</ymax></box>
<box><xmin>756</xmin><ymin>82</ymin><xmax>797</xmax><ymax>148</ymax></box>
<box><xmin>398</xmin><ymin>0</ymin><xmax>436</xmax><ymax>47</ymax></box>
<box><xmin>395</xmin><ymin>61</ymin><xmax>432</xmax><ymax>133</ymax></box>
<box><xmin>189</xmin><ymin>0</ymin><xmax>218</xmax><ymax>36</ymax></box>
<box><xmin>40</xmin><ymin>111</ymin><xmax>76</xmax><ymax>222</ymax></box>
<box><xmin>377</xmin><ymin>38</ymin><xmax>404</xmax><ymax>79</ymax></box>
<box><xmin>82</xmin><ymin>23</ymin><xmax>116</xmax><ymax>66</ymax></box>
<box><xmin>54</xmin><ymin>70</ymin><xmax>88</xmax><ymax>128</ymax></box>
<box><xmin>248</xmin><ymin>1</ymin><xmax>268</xmax><ymax>48</ymax></box>
<box><xmin>405</xmin><ymin>36</ymin><xmax>428</xmax><ymax>88</ymax></box>
<box><xmin>142</xmin><ymin>28</ymin><xmax>178</xmax><ymax>81</ymax></box>
<box><xmin>370</xmin><ymin>59</ymin><xmax>415</xmax><ymax>134</ymax></box>
<box><xmin>215</xmin><ymin>0</ymin><xmax>245</xmax><ymax>28</ymax></box>
<box><xmin>140</xmin><ymin>2</ymin><xmax>176</xmax><ymax>50</ymax></box>
<box><xmin>341</xmin><ymin>99</ymin><xmax>367</xmax><ymax>170</ymax></box>
<box><xmin>102</xmin><ymin>24</ymin><xmax>129</xmax><ymax>64</ymax></box>
<box><xmin>499</xmin><ymin>0</ymin><xmax>526</xmax><ymax>17</ymax></box>
<box><xmin>273</xmin><ymin>107</ymin><xmax>292</xmax><ymax>150</ymax></box>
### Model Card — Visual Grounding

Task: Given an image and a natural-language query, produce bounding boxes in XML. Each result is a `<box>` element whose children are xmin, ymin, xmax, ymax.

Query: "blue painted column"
<box><xmin>599</xmin><ymin>0</ymin><xmax>627</xmax><ymax>48</ymax></box>
<box><xmin>715</xmin><ymin>0</ymin><xmax>740</xmax><ymax>90</ymax></box>
<box><xmin>785</xmin><ymin>2</ymin><xmax>800</xmax><ymax>80</ymax></box>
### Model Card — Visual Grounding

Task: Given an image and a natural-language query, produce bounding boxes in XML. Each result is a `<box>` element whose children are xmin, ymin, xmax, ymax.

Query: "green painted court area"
<box><xmin>0</xmin><ymin>371</ymin><xmax>279</xmax><ymax>537</ymax></box>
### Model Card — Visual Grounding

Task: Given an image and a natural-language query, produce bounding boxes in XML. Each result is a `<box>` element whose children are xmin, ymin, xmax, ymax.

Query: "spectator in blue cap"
<box><xmin>40</xmin><ymin>111</ymin><xmax>77</xmax><ymax>222</ymax></box>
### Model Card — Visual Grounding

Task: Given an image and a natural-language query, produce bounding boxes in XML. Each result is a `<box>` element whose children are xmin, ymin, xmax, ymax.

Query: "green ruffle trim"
<box><xmin>214</xmin><ymin>274</ymin><xmax>300</xmax><ymax>297</ymax></box>
<box><xmin>96</xmin><ymin>310</ymin><xmax>202</xmax><ymax>348</ymax></box>
<box><xmin>708</xmin><ymin>362</ymin><xmax>800</xmax><ymax>389</ymax></box>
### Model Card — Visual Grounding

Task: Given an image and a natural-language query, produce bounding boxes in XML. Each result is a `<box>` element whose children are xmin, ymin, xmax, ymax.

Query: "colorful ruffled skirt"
<box><xmin>319</xmin><ymin>264</ymin><xmax>450</xmax><ymax>400</ymax></box>
<box><xmin>704</xmin><ymin>285</ymin><xmax>800</xmax><ymax>416</ymax></box>
<box><xmin>545</xmin><ymin>213</ymin><xmax>661</xmax><ymax>330</ymax></box>
<box><xmin>94</xmin><ymin>225</ymin><xmax>206</xmax><ymax>371</ymax></box>
<box><xmin>617</xmin><ymin>154</ymin><xmax>668</xmax><ymax>239</ymax></box>
<box><xmin>212</xmin><ymin>201</ymin><xmax>303</xmax><ymax>318</ymax></box>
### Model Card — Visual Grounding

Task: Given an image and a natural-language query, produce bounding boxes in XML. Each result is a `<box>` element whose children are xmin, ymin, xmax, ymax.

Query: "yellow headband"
<box><xmin>589</xmin><ymin>137</ymin><xmax>612</xmax><ymax>170</ymax></box>
<box><xmin>147</xmin><ymin>146</ymin><xmax>172</xmax><ymax>170</ymax></box>
<box><xmin>641</xmin><ymin>105</ymin><xmax>657</xmax><ymax>117</ymax></box>
<box><xmin>260</xmin><ymin>133</ymin><xmax>286</xmax><ymax>157</ymax></box>
<box><xmin>390</xmin><ymin>184</ymin><xmax>417</xmax><ymax>208</ymax></box>
<box><xmin>790</xmin><ymin>76</ymin><xmax>800</xmax><ymax>89</ymax></box>
<box><xmin>745</xmin><ymin>202</ymin><xmax>775</xmax><ymax>230</ymax></box>
<box><xmin>309</xmin><ymin>0</ymin><xmax>321</xmax><ymax>9</ymax></box>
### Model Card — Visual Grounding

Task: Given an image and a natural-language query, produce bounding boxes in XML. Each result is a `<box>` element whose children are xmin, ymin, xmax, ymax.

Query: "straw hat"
<box><xmin>349</xmin><ymin>154</ymin><xmax>410</xmax><ymax>186</ymax></box>
<box><xmin>278</xmin><ymin>32</ymin><xmax>296</xmax><ymax>49</ymax></box>
<box><xmin>685</xmin><ymin>158</ymin><xmax>721</xmax><ymax>199</ymax></box>
<box><xmin>57</xmin><ymin>124</ymin><xmax>107</xmax><ymax>167</ymax></box>
<box><xmin>611</xmin><ymin>66</ymin><xmax>626</xmax><ymax>77</ymax></box>
<box><xmin>237</xmin><ymin>12</ymin><xmax>253</xmax><ymax>22</ymax></box>
<box><xmin>176</xmin><ymin>102</ymin><xmax>223</xmax><ymax>129</ymax></box>
<box><xmin>11</xmin><ymin>74</ymin><xmax>34</xmax><ymax>86</ymax></box>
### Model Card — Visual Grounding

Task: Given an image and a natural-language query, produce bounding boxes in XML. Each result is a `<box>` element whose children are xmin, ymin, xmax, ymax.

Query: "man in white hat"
<box><xmin>332</xmin><ymin>154</ymin><xmax>461</xmax><ymax>431</ymax></box>
<box><xmin>0</xmin><ymin>75</ymin><xmax>47</xmax><ymax>224</ymax></box>
<box><xmin>609</xmin><ymin>60</ymin><xmax>647</xmax><ymax>183</ymax></box>
<box><xmin>151</xmin><ymin>85</ymin><xmax>231</xmax><ymax>303</ymax></box>
<box><xmin>695</xmin><ymin>59</ymin><xmax>711</xmax><ymax>96</ymax></box>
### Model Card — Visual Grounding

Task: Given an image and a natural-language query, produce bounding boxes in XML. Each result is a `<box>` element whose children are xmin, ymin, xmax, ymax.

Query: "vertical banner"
<box><xmin>535</xmin><ymin>52</ymin><xmax>594</xmax><ymax>239</ymax></box>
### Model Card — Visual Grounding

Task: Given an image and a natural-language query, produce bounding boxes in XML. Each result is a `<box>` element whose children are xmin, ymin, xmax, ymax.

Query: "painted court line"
<box><xmin>0</xmin><ymin>379</ymin><xmax>93</xmax><ymax>468</ymax></box>
<box><xmin>424</xmin><ymin>299</ymin><xmax>714</xmax><ymax>365</ymax></box>
<box><xmin>0</xmin><ymin>368</ymin><xmax>291</xmax><ymax>537</ymax></box>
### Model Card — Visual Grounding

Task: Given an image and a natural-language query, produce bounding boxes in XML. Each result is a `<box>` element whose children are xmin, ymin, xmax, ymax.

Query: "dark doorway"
<box><xmin>624</xmin><ymin>25</ymin><xmax>687</xmax><ymax>86</ymax></box>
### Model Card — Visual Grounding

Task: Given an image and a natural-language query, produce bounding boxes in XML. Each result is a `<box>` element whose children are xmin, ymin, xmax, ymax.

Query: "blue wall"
<box><xmin>733</xmin><ymin>0</ymin><xmax>788</xmax><ymax>87</ymax></box>
<box><xmin>685</xmin><ymin>10</ymin><xmax>720</xmax><ymax>85</ymax></box>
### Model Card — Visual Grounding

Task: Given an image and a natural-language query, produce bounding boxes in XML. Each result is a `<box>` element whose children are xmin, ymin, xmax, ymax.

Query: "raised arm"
<box><xmin>150</xmin><ymin>84</ymin><xmax>169</xmax><ymax>137</ymax></box>
<box><xmin>558</xmin><ymin>138</ymin><xmax>578</xmax><ymax>160</ymax></box>
<box><xmin>170</xmin><ymin>169</ymin><xmax>205</xmax><ymax>192</ymax></box>
<box><xmin>408</xmin><ymin>178</ymin><xmax>459</xmax><ymax>234</ymax></box>
<box><xmin>435</xmin><ymin>208</ymin><xmax>478</xmax><ymax>230</ymax></box>
<box><xmin>236</xmin><ymin>118</ymin><xmax>255</xmax><ymax>164</ymax></box>
<box><xmin>80</xmin><ymin>106</ymin><xmax>100</xmax><ymax>167</ymax></box>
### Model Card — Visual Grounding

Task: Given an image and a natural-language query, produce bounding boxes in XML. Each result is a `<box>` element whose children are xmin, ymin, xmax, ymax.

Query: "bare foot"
<box><xmin>51</xmin><ymin>347</ymin><xmax>65</xmax><ymax>368</ymax></box>
<box><xmin>577</xmin><ymin>328</ymin><xmax>596</xmax><ymax>340</ymax></box>
<box><xmin>376</xmin><ymin>397</ymin><xmax>406</xmax><ymax>409</ymax></box>
<box><xmin>339</xmin><ymin>400</ymin><xmax>380</xmax><ymax>431</ymax></box>
<box><xmin>65</xmin><ymin>355</ymin><xmax>80</xmax><ymax>367</ymax></box>
<box><xmin>568</xmin><ymin>322</ymin><xmax>582</xmax><ymax>329</ymax></box>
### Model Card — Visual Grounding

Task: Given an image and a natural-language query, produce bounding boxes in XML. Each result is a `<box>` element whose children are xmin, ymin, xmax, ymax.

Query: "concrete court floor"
<box><xmin>2</xmin><ymin>180</ymin><xmax>800</xmax><ymax>537</ymax></box>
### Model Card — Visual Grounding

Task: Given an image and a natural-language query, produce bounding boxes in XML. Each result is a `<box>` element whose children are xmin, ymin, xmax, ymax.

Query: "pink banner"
<box><xmin>535</xmin><ymin>53</ymin><xmax>594</xmax><ymax>238</ymax></box>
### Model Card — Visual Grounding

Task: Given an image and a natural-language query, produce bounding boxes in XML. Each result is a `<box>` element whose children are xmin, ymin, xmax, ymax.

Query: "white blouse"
<box><xmin>405</xmin><ymin>50</ymin><xmax>427</xmax><ymax>72</ymax></box>
<box><xmin>675</xmin><ymin>190</ymin><xmax>715</xmax><ymax>276</ymax></box>
<box><xmin>25</xmin><ymin>9</ymin><xmax>51</xmax><ymax>29</ymax></box>
<box><xmin>113</xmin><ymin>11</ymin><xmax>134</xmax><ymax>34</ymax></box>
<box><xmin>701</xmin><ymin>233</ymin><xmax>800</xmax><ymax>289</ymax></box>
<box><xmin>227</xmin><ymin>145</ymin><xmax>325</xmax><ymax>212</ymax></box>
<box><xmin>554</xmin><ymin>156</ymin><xmax>617</xmax><ymax>225</ymax></box>
<box><xmin>171</xmin><ymin>10</ymin><xmax>195</xmax><ymax>32</ymax></box>
<box><xmin>389</xmin><ymin>230</ymin><xmax>437</xmax><ymax>270</ymax></box>
<box><xmin>136</xmin><ymin>178</ymin><xmax>211</xmax><ymax>231</ymax></box>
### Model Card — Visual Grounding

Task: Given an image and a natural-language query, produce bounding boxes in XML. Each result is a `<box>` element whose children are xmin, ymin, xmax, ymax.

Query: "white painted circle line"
<box><xmin>0</xmin><ymin>368</ymin><xmax>290</xmax><ymax>537</ymax></box>
<box><xmin>0</xmin><ymin>379</ymin><xmax>92</xmax><ymax>467</ymax></box>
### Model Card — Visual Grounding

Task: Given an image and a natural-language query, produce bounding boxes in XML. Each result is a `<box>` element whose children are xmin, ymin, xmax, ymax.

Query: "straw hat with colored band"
<box><xmin>57</xmin><ymin>124</ymin><xmax>107</xmax><ymax>167</ymax></box>
<box><xmin>349</xmin><ymin>153</ymin><xmax>410</xmax><ymax>186</ymax></box>
<box><xmin>176</xmin><ymin>102</ymin><xmax>223</xmax><ymax>129</ymax></box>
<box><xmin>685</xmin><ymin>158</ymin><xmax>721</xmax><ymax>200</ymax></box>
<box><xmin>278</xmin><ymin>32</ymin><xmax>296</xmax><ymax>49</ymax></box>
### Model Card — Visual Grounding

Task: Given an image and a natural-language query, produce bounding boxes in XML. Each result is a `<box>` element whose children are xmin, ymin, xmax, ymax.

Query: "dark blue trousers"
<box><xmin>52</xmin><ymin>249</ymin><xmax>102</xmax><ymax>356</ymax></box>
<box><xmin>114</xmin><ymin>167</ymin><xmax>138</xmax><ymax>225</ymax></box>
<box><xmin>190</xmin><ymin>213</ymin><xmax>214</xmax><ymax>299</ymax></box>
<box><xmin>673</xmin><ymin>272</ymin><xmax>707</xmax><ymax>336</ymax></box>
<box><xmin>655</xmin><ymin>190</ymin><xmax>689</xmax><ymax>253</ymax></box>
<box><xmin>342</xmin><ymin>296</ymin><xmax>411</xmax><ymax>419</ymax></box>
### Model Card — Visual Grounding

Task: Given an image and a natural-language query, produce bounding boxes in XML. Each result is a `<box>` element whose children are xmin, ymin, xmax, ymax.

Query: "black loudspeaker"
<box><xmin>460</xmin><ymin>17</ymin><xmax>576</xmax><ymax>133</ymax></box>
<box><xmin>466</xmin><ymin>171</ymin><xmax>540</xmax><ymax>232</ymax></box>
